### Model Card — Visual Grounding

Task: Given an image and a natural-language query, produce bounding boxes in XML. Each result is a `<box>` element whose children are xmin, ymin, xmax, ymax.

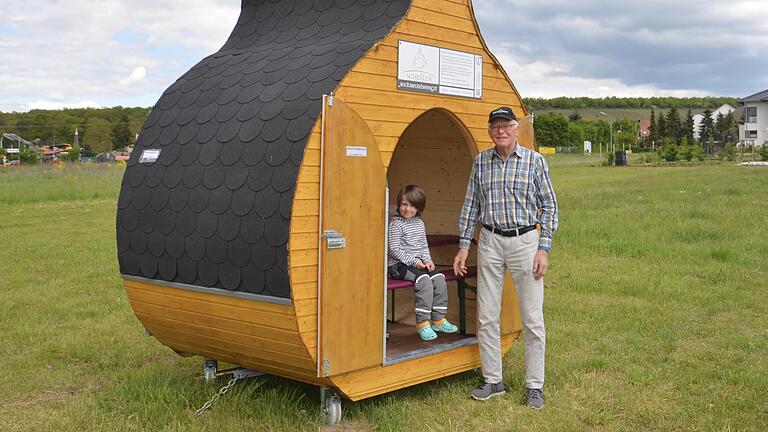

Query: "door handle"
<box><xmin>323</xmin><ymin>230</ymin><xmax>346</xmax><ymax>249</ymax></box>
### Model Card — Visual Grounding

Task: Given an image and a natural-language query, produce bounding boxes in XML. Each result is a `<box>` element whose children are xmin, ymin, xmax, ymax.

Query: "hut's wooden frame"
<box><xmin>123</xmin><ymin>0</ymin><xmax>533</xmax><ymax>402</ymax></box>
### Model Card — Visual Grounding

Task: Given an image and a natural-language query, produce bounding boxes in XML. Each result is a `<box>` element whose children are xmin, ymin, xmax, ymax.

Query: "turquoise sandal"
<box><xmin>417</xmin><ymin>325</ymin><xmax>438</xmax><ymax>341</ymax></box>
<box><xmin>431</xmin><ymin>319</ymin><xmax>458</xmax><ymax>333</ymax></box>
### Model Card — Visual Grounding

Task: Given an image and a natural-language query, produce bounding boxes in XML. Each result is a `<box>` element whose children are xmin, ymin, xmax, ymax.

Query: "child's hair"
<box><xmin>396</xmin><ymin>184</ymin><xmax>426</xmax><ymax>216</ymax></box>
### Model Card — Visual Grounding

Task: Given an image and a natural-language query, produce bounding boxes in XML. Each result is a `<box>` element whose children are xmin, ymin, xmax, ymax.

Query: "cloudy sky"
<box><xmin>1</xmin><ymin>0</ymin><xmax>767</xmax><ymax>112</ymax></box>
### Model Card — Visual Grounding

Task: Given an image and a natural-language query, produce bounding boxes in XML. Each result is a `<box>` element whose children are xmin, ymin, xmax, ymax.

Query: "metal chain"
<box><xmin>194</xmin><ymin>376</ymin><xmax>239</xmax><ymax>417</ymax></box>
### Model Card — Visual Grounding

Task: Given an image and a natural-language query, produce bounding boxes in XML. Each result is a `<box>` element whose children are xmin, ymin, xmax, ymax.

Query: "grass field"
<box><xmin>1</xmin><ymin>157</ymin><xmax>766</xmax><ymax>431</ymax></box>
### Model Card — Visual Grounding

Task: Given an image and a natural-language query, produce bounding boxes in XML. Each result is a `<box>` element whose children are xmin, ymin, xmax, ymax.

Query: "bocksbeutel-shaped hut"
<box><xmin>117</xmin><ymin>0</ymin><xmax>531</xmax><ymax>402</ymax></box>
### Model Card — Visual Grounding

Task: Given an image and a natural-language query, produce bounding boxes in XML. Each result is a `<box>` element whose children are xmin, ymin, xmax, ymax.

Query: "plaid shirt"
<box><xmin>459</xmin><ymin>144</ymin><xmax>558</xmax><ymax>251</ymax></box>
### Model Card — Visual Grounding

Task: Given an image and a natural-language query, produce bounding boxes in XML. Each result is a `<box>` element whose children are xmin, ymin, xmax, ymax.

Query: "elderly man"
<box><xmin>453</xmin><ymin>106</ymin><xmax>558</xmax><ymax>409</ymax></box>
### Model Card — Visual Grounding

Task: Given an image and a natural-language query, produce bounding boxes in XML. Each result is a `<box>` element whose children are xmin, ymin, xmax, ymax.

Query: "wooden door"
<box><xmin>319</xmin><ymin>95</ymin><xmax>385</xmax><ymax>377</ymax></box>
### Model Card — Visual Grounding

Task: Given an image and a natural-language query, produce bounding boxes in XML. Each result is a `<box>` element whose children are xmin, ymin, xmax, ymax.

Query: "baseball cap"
<box><xmin>488</xmin><ymin>106</ymin><xmax>518</xmax><ymax>122</ymax></box>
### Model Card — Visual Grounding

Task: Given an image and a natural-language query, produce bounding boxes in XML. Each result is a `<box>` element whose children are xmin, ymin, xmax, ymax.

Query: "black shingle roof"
<box><xmin>738</xmin><ymin>89</ymin><xmax>768</xmax><ymax>103</ymax></box>
<box><xmin>117</xmin><ymin>0</ymin><xmax>412</xmax><ymax>299</ymax></box>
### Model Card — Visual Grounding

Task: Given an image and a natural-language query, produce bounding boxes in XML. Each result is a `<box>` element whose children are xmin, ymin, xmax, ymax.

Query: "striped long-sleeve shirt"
<box><xmin>458</xmin><ymin>144</ymin><xmax>558</xmax><ymax>251</ymax></box>
<box><xmin>388</xmin><ymin>215</ymin><xmax>432</xmax><ymax>268</ymax></box>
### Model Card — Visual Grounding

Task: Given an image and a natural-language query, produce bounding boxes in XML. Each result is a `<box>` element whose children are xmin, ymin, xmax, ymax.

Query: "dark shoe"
<box><xmin>525</xmin><ymin>388</ymin><xmax>544</xmax><ymax>409</ymax></box>
<box><xmin>469</xmin><ymin>382</ymin><xmax>505</xmax><ymax>401</ymax></box>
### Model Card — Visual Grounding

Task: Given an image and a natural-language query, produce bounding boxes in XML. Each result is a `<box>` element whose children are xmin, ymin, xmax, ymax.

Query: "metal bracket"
<box><xmin>323</xmin><ymin>358</ymin><xmax>330</xmax><ymax>376</ymax></box>
<box><xmin>231</xmin><ymin>368</ymin><xmax>265</xmax><ymax>380</ymax></box>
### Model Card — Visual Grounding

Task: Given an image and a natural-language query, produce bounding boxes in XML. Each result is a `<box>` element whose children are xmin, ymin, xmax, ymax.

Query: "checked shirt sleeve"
<box><xmin>534</xmin><ymin>155</ymin><xmax>558</xmax><ymax>252</ymax></box>
<box><xmin>458</xmin><ymin>155</ymin><xmax>482</xmax><ymax>250</ymax></box>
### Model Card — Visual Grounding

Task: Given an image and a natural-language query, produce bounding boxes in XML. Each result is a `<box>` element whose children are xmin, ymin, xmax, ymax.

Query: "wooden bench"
<box><xmin>387</xmin><ymin>235</ymin><xmax>477</xmax><ymax>334</ymax></box>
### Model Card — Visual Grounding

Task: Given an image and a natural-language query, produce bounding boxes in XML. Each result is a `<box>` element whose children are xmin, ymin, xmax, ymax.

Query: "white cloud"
<box><xmin>0</xmin><ymin>0</ymin><xmax>239</xmax><ymax>111</ymax></box>
<box><xmin>120</xmin><ymin>66</ymin><xmax>147</xmax><ymax>85</ymax></box>
<box><xmin>493</xmin><ymin>50</ymin><xmax>710</xmax><ymax>98</ymax></box>
<box><xmin>26</xmin><ymin>100</ymin><xmax>103</xmax><ymax>111</ymax></box>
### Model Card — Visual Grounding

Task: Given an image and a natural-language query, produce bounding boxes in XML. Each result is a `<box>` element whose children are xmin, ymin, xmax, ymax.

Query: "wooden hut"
<box><xmin>117</xmin><ymin>0</ymin><xmax>531</xmax><ymax>421</ymax></box>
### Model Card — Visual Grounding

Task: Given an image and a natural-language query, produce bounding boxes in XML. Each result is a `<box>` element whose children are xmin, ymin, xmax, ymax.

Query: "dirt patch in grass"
<box><xmin>318</xmin><ymin>422</ymin><xmax>372</xmax><ymax>432</ymax></box>
<box><xmin>1</xmin><ymin>387</ymin><xmax>79</xmax><ymax>409</ymax></box>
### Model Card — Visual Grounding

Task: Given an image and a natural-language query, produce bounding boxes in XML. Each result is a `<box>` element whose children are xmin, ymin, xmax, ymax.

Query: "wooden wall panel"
<box><xmin>124</xmin><ymin>280</ymin><xmax>317</xmax><ymax>375</ymax></box>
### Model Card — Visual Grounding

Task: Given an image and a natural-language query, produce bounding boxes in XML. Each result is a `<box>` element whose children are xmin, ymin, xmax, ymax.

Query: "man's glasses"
<box><xmin>488</xmin><ymin>123</ymin><xmax>518</xmax><ymax>132</ymax></box>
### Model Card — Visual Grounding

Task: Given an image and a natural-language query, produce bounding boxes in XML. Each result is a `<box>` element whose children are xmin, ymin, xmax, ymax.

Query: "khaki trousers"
<box><xmin>476</xmin><ymin>227</ymin><xmax>545</xmax><ymax>389</ymax></box>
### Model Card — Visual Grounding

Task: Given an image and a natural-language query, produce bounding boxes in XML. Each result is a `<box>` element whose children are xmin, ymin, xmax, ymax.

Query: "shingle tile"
<box><xmin>148</xmin><ymin>231</ymin><xmax>166</xmax><ymax>257</ymax></box>
<box><xmin>218</xmin><ymin>212</ymin><xmax>242</xmax><ymax>242</ymax></box>
<box><xmin>224</xmin><ymin>162</ymin><xmax>249</xmax><ymax>190</ymax></box>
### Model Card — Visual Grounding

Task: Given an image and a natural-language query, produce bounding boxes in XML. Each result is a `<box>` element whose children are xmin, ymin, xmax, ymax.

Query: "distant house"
<box><xmin>692</xmin><ymin>103</ymin><xmax>735</xmax><ymax>140</ymax></box>
<box><xmin>738</xmin><ymin>89</ymin><xmax>768</xmax><ymax>147</ymax></box>
<box><xmin>1</xmin><ymin>132</ymin><xmax>36</xmax><ymax>149</ymax></box>
<box><xmin>639</xmin><ymin>119</ymin><xmax>651</xmax><ymax>139</ymax></box>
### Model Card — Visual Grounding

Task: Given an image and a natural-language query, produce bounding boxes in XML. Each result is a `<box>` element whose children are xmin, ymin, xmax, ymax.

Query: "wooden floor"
<box><xmin>385</xmin><ymin>321</ymin><xmax>474</xmax><ymax>357</ymax></box>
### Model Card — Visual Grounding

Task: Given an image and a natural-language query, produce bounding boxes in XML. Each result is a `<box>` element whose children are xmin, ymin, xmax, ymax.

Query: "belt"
<box><xmin>483</xmin><ymin>224</ymin><xmax>537</xmax><ymax>237</ymax></box>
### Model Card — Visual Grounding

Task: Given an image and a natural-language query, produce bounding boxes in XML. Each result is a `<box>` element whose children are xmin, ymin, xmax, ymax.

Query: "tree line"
<box><xmin>0</xmin><ymin>107</ymin><xmax>149</xmax><ymax>156</ymax></box>
<box><xmin>533</xmin><ymin>107</ymin><xmax>739</xmax><ymax>154</ymax></box>
<box><xmin>524</xmin><ymin>96</ymin><xmax>738</xmax><ymax>110</ymax></box>
<box><xmin>0</xmin><ymin>97</ymin><xmax>743</xmax><ymax>158</ymax></box>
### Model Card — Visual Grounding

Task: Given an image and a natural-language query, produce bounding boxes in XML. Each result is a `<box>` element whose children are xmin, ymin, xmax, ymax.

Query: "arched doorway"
<box><xmin>387</xmin><ymin>109</ymin><xmax>477</xmax><ymax>234</ymax></box>
<box><xmin>384</xmin><ymin>108</ymin><xmax>479</xmax><ymax>360</ymax></box>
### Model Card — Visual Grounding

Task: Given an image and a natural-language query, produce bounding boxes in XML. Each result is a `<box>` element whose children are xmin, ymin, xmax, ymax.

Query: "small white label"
<box><xmin>139</xmin><ymin>149</ymin><xmax>161</xmax><ymax>163</ymax></box>
<box><xmin>345</xmin><ymin>146</ymin><xmax>367</xmax><ymax>157</ymax></box>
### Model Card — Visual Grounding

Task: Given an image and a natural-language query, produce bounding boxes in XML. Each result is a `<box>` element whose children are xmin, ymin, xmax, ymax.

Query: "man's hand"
<box><xmin>425</xmin><ymin>261</ymin><xmax>435</xmax><ymax>271</ymax></box>
<box><xmin>415</xmin><ymin>259</ymin><xmax>426</xmax><ymax>269</ymax></box>
<box><xmin>533</xmin><ymin>250</ymin><xmax>548</xmax><ymax>280</ymax></box>
<box><xmin>453</xmin><ymin>249</ymin><xmax>469</xmax><ymax>276</ymax></box>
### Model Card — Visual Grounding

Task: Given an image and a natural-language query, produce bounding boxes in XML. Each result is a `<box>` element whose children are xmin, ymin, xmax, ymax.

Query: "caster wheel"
<box><xmin>321</xmin><ymin>388</ymin><xmax>342</xmax><ymax>425</ymax></box>
<box><xmin>203</xmin><ymin>358</ymin><xmax>218</xmax><ymax>382</ymax></box>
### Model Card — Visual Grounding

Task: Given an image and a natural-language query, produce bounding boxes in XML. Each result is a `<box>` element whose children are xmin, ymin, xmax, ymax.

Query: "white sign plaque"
<box><xmin>139</xmin><ymin>149</ymin><xmax>161</xmax><ymax>163</ymax></box>
<box><xmin>397</xmin><ymin>40</ymin><xmax>483</xmax><ymax>99</ymax></box>
<box><xmin>345</xmin><ymin>146</ymin><xmax>368</xmax><ymax>157</ymax></box>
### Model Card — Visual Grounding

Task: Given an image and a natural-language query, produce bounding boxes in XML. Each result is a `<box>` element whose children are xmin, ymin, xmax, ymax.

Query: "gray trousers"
<box><xmin>476</xmin><ymin>228</ymin><xmax>545</xmax><ymax>389</ymax></box>
<box><xmin>388</xmin><ymin>264</ymin><xmax>449</xmax><ymax>323</ymax></box>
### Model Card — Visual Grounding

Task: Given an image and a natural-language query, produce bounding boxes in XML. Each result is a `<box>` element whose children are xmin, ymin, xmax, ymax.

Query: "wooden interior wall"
<box><xmin>387</xmin><ymin>110</ymin><xmax>473</xmax><ymax>234</ymax></box>
<box><xmin>289</xmin><ymin>0</ymin><xmax>528</xmax><ymax>360</ymax></box>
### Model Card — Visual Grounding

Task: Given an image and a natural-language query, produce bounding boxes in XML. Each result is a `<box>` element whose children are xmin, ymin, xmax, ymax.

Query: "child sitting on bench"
<box><xmin>388</xmin><ymin>184</ymin><xmax>458</xmax><ymax>341</ymax></box>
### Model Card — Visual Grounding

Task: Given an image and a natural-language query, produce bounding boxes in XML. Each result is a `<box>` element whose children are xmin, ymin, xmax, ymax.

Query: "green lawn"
<box><xmin>1</xmin><ymin>158</ymin><xmax>766</xmax><ymax>431</ymax></box>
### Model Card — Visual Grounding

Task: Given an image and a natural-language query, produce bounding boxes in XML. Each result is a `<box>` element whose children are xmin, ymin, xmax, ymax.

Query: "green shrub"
<box><xmin>643</xmin><ymin>152</ymin><xmax>656</xmax><ymax>164</ymax></box>
<box><xmin>760</xmin><ymin>144</ymin><xmax>768</xmax><ymax>161</ymax></box>
<box><xmin>691</xmin><ymin>145</ymin><xmax>705</xmax><ymax>162</ymax></box>
<box><xmin>719</xmin><ymin>142</ymin><xmax>735</xmax><ymax>161</ymax></box>
<box><xmin>19</xmin><ymin>147</ymin><xmax>41</xmax><ymax>165</ymax></box>
<box><xmin>63</xmin><ymin>146</ymin><xmax>81</xmax><ymax>162</ymax></box>
<box><xmin>659</xmin><ymin>145</ymin><xmax>678</xmax><ymax>162</ymax></box>
<box><xmin>679</xmin><ymin>146</ymin><xmax>693</xmax><ymax>162</ymax></box>
<box><xmin>603</xmin><ymin>151</ymin><xmax>615</xmax><ymax>166</ymax></box>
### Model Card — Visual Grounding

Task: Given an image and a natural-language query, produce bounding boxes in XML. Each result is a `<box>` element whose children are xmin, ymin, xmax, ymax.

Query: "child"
<box><xmin>388</xmin><ymin>185</ymin><xmax>459</xmax><ymax>341</ymax></box>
